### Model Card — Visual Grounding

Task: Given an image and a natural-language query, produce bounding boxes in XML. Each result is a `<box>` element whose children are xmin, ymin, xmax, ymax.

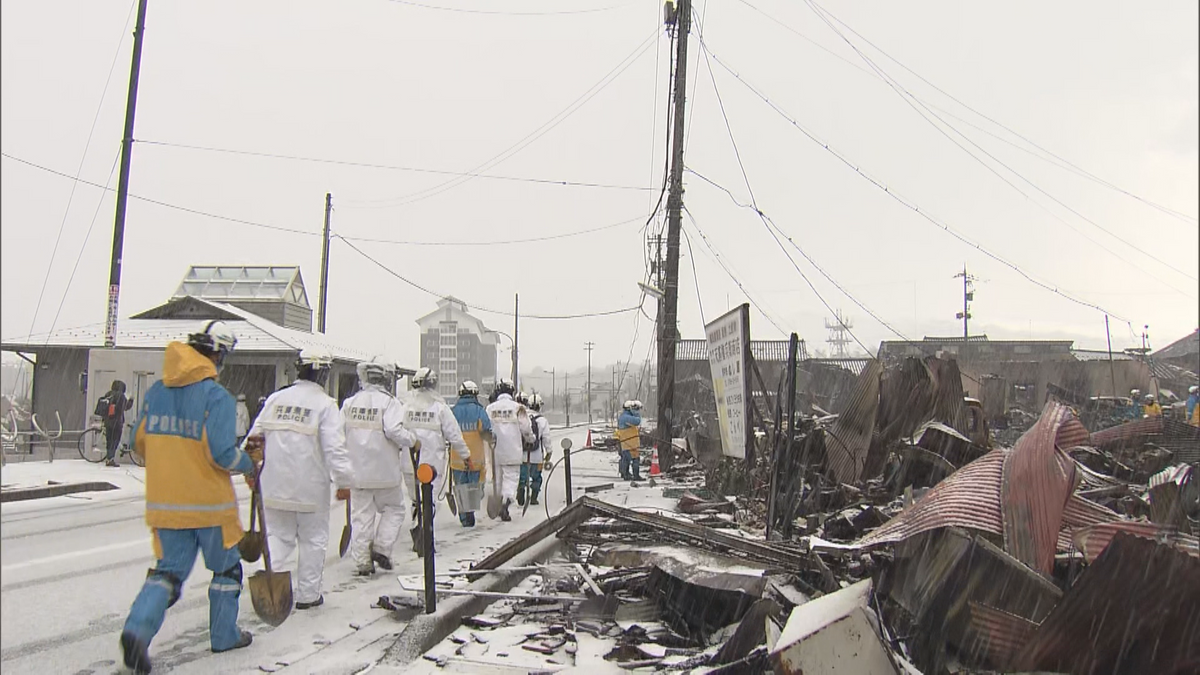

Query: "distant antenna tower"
<box><xmin>954</xmin><ymin>264</ymin><xmax>978</xmax><ymax>339</ymax></box>
<box><xmin>825</xmin><ymin>310</ymin><xmax>854</xmax><ymax>357</ymax></box>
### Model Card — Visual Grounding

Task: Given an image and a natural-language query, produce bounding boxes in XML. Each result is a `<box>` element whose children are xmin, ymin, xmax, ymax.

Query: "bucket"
<box><xmin>452</xmin><ymin>480</ymin><xmax>484</xmax><ymax>512</ymax></box>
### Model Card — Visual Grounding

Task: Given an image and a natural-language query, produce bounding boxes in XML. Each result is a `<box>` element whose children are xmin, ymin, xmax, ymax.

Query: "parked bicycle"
<box><xmin>78</xmin><ymin>423</ymin><xmax>144</xmax><ymax>466</ymax></box>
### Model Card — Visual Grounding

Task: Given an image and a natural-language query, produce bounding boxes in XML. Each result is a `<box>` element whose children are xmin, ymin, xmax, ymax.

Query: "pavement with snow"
<box><xmin>0</xmin><ymin>424</ymin><xmax>660</xmax><ymax>674</ymax></box>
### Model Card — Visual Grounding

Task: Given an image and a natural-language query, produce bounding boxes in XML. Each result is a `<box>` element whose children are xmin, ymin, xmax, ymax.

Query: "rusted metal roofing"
<box><xmin>1089</xmin><ymin>416</ymin><xmax>1200</xmax><ymax>462</ymax></box>
<box><xmin>1017</xmin><ymin>532</ymin><xmax>1200</xmax><ymax>674</ymax></box>
<box><xmin>964</xmin><ymin>602</ymin><xmax>1039</xmax><ymax>669</ymax></box>
<box><xmin>1070</xmin><ymin>521</ymin><xmax>1199</xmax><ymax>562</ymax></box>
<box><xmin>823</xmin><ymin>359</ymin><xmax>882</xmax><ymax>484</ymax></box>
<box><xmin>1001</xmin><ymin>401</ymin><xmax>1080</xmax><ymax>575</ymax></box>
<box><xmin>1055</xmin><ymin>415</ymin><xmax>1091</xmax><ymax>449</ymax></box>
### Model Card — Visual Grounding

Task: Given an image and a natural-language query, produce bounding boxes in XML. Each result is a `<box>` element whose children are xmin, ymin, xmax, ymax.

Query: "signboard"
<box><xmin>705</xmin><ymin>304</ymin><xmax>752</xmax><ymax>459</ymax></box>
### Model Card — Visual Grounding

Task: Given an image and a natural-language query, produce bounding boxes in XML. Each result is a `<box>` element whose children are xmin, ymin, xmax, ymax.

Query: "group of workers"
<box><xmin>1129</xmin><ymin>385</ymin><xmax>1200</xmax><ymax>425</ymax></box>
<box><xmin>115</xmin><ymin>321</ymin><xmax>554</xmax><ymax>674</ymax></box>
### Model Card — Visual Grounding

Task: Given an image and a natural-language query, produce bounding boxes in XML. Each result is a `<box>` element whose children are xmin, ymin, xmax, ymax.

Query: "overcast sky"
<box><xmin>2</xmin><ymin>0</ymin><xmax>1197</xmax><ymax>375</ymax></box>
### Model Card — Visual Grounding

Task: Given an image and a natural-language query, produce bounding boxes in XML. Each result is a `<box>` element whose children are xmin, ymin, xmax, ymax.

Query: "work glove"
<box><xmin>336</xmin><ymin>488</ymin><xmax>351</xmax><ymax>501</ymax></box>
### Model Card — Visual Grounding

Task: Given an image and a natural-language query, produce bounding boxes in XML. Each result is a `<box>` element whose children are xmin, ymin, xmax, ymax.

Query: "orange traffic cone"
<box><xmin>585</xmin><ymin>429</ymin><xmax>593</xmax><ymax>448</ymax></box>
<box><xmin>650</xmin><ymin>447</ymin><xmax>661</xmax><ymax>476</ymax></box>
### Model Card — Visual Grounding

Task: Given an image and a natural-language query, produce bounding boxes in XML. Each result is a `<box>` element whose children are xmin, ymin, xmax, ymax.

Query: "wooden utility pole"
<box><xmin>513</xmin><ymin>294</ymin><xmax>520</xmax><ymax>389</ymax></box>
<box><xmin>585</xmin><ymin>342</ymin><xmax>595</xmax><ymax>424</ymax></box>
<box><xmin>656</xmin><ymin>0</ymin><xmax>691</xmax><ymax>470</ymax></box>
<box><xmin>318</xmin><ymin>193</ymin><xmax>332</xmax><ymax>333</ymax></box>
<box><xmin>104</xmin><ymin>0</ymin><xmax>150</xmax><ymax>348</ymax></box>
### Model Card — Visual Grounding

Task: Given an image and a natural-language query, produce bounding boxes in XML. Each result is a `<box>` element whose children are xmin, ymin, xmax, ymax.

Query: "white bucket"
<box><xmin>452</xmin><ymin>480</ymin><xmax>484</xmax><ymax>512</ymax></box>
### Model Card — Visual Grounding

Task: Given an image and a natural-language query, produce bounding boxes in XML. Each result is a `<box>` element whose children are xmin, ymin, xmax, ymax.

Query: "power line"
<box><xmin>698</xmin><ymin>42</ymin><xmax>878</xmax><ymax>357</ymax></box>
<box><xmin>27</xmin><ymin>0</ymin><xmax>138</xmax><ymax>343</ymax></box>
<box><xmin>805</xmin><ymin>0</ymin><xmax>1196</xmax><ymax>288</ymax></box>
<box><xmin>337</xmin><ymin>214</ymin><xmax>644</xmax><ymax>246</ymax></box>
<box><xmin>700</xmin><ymin>47</ymin><xmax>1133</xmax><ymax>325</ymax></box>
<box><xmin>1</xmin><ymin>152</ymin><xmax>319</xmax><ymax>237</ymax></box>
<box><xmin>382</xmin><ymin>0</ymin><xmax>633</xmax><ymax>16</ymax></box>
<box><xmin>731</xmin><ymin>0</ymin><xmax>1198</xmax><ymax>225</ymax></box>
<box><xmin>135</xmin><ymin>139</ymin><xmax>653</xmax><ymax>193</ymax></box>
<box><xmin>341</xmin><ymin>28</ymin><xmax>661</xmax><ymax>209</ymax></box>
<box><xmin>334</xmin><ymin>234</ymin><xmax>643</xmax><ymax>320</ymax></box>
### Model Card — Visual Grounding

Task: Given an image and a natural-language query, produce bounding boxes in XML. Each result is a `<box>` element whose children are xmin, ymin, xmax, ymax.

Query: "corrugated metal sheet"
<box><xmin>1070</xmin><ymin>521</ymin><xmax>1199</xmax><ymax>562</ymax></box>
<box><xmin>1001</xmin><ymin>401</ymin><xmax>1080</xmax><ymax>575</ymax></box>
<box><xmin>1090</xmin><ymin>416</ymin><xmax>1164</xmax><ymax>448</ymax></box>
<box><xmin>1089</xmin><ymin>416</ymin><xmax>1200</xmax><ymax>462</ymax></box>
<box><xmin>824</xmin><ymin>359</ymin><xmax>882</xmax><ymax>484</ymax></box>
<box><xmin>801</xmin><ymin>357</ymin><xmax>872</xmax><ymax>376</ymax></box>
<box><xmin>675</xmin><ymin>339</ymin><xmax>803</xmax><ymax>363</ymax></box>
<box><xmin>1055</xmin><ymin>415</ymin><xmax>1091</xmax><ymax>449</ymax></box>
<box><xmin>1153</xmin><ymin>328</ymin><xmax>1199</xmax><ymax>360</ymax></box>
<box><xmin>1017</xmin><ymin>532</ymin><xmax>1200</xmax><ymax>674</ymax></box>
<box><xmin>964</xmin><ymin>602</ymin><xmax>1039</xmax><ymax>669</ymax></box>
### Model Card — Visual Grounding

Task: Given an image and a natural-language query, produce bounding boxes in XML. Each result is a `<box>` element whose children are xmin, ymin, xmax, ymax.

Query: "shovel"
<box><xmin>338</xmin><ymin>494</ymin><xmax>351</xmax><ymax>558</ymax></box>
<box><xmin>239</xmin><ymin>487</ymin><xmax>263</xmax><ymax>563</ymax></box>
<box><xmin>446</xmin><ymin>463</ymin><xmax>457</xmax><ymax>516</ymax></box>
<box><xmin>486</xmin><ymin>442</ymin><xmax>502</xmax><ymax>520</ymax></box>
<box><xmin>248</xmin><ymin>460</ymin><xmax>293</xmax><ymax>627</ymax></box>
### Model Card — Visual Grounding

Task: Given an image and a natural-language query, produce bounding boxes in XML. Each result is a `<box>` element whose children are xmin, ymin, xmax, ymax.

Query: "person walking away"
<box><xmin>518</xmin><ymin>393</ymin><xmax>551</xmax><ymax>507</ymax></box>
<box><xmin>248</xmin><ymin>348</ymin><xmax>353</xmax><ymax>610</ymax></box>
<box><xmin>402</xmin><ymin>367</ymin><xmax>470</xmax><ymax>556</ymax></box>
<box><xmin>1186</xmin><ymin>385</ymin><xmax>1199</xmax><ymax>427</ymax></box>
<box><xmin>1143</xmin><ymin>393</ymin><xmax>1163</xmax><ymax>418</ymax></box>
<box><xmin>119</xmin><ymin>321</ymin><xmax>260</xmax><ymax>674</ymax></box>
<box><xmin>451</xmin><ymin>381</ymin><xmax>491</xmax><ymax>528</ymax></box>
<box><xmin>616</xmin><ymin>401</ymin><xmax>642</xmax><ymax>480</ymax></box>
<box><xmin>235</xmin><ymin>394</ymin><xmax>250</xmax><ymax>446</ymax></box>
<box><xmin>96</xmin><ymin>379</ymin><xmax>134</xmax><ymax>467</ymax></box>
<box><xmin>485</xmin><ymin>379</ymin><xmax>534</xmax><ymax>521</ymax></box>
<box><xmin>341</xmin><ymin>356</ymin><xmax>418</xmax><ymax>575</ymax></box>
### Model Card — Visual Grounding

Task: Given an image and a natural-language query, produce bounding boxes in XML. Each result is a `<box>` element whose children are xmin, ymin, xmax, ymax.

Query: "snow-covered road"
<box><xmin>1</xmin><ymin>425</ymin><xmax>607</xmax><ymax>674</ymax></box>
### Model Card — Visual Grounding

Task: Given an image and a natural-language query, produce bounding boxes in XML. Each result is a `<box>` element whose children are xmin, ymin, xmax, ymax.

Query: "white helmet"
<box><xmin>187</xmin><ymin>320</ymin><xmax>237</xmax><ymax>368</ymax></box>
<box><xmin>296</xmin><ymin>347</ymin><xmax>334</xmax><ymax>386</ymax></box>
<box><xmin>528</xmin><ymin>393</ymin><xmax>543</xmax><ymax>410</ymax></box>
<box><xmin>622</xmin><ymin>400</ymin><xmax>633</xmax><ymax>410</ymax></box>
<box><xmin>516</xmin><ymin>391</ymin><xmax>529</xmax><ymax>406</ymax></box>
<box><xmin>1190</xmin><ymin>386</ymin><xmax>1198</xmax><ymax>395</ymax></box>
<box><xmin>412</xmin><ymin>367</ymin><xmax>437</xmax><ymax>390</ymax></box>
<box><xmin>357</xmin><ymin>355</ymin><xmax>396</xmax><ymax>390</ymax></box>
<box><xmin>496</xmin><ymin>378</ymin><xmax>516</xmax><ymax>396</ymax></box>
<box><xmin>631</xmin><ymin>400</ymin><xmax>643</xmax><ymax>410</ymax></box>
<box><xmin>459</xmin><ymin>380</ymin><xmax>480</xmax><ymax>397</ymax></box>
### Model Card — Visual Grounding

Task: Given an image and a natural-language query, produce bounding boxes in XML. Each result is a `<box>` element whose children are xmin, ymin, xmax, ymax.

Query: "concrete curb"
<box><xmin>0</xmin><ymin>480</ymin><xmax>119</xmax><ymax>502</ymax></box>
<box><xmin>380</xmin><ymin>534</ymin><xmax>568</xmax><ymax>666</ymax></box>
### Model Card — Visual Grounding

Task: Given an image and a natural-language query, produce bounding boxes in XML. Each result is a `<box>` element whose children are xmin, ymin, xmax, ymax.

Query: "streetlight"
<box><xmin>487</xmin><ymin>330</ymin><xmax>516</xmax><ymax>387</ymax></box>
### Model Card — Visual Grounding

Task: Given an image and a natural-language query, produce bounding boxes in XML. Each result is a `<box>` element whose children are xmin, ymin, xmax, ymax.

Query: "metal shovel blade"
<box><xmin>239</xmin><ymin>489</ymin><xmax>263</xmax><ymax>563</ymax></box>
<box><xmin>249</xmin><ymin>569</ymin><xmax>293</xmax><ymax>627</ymax></box>
<box><xmin>446</xmin><ymin>469</ymin><xmax>458</xmax><ymax>516</ymax></box>
<box><xmin>338</xmin><ymin>497</ymin><xmax>351</xmax><ymax>558</ymax></box>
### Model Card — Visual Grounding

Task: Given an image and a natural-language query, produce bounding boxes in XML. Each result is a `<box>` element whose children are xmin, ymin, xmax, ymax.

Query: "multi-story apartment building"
<box><xmin>416</xmin><ymin>297</ymin><xmax>499</xmax><ymax>399</ymax></box>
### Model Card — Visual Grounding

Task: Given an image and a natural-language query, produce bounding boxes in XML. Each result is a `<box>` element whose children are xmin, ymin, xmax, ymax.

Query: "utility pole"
<box><xmin>317</xmin><ymin>193</ymin><xmax>332</xmax><ymax>333</ymax></box>
<box><xmin>584</xmin><ymin>342</ymin><xmax>595</xmax><ymax>424</ymax></box>
<box><xmin>656</xmin><ymin>0</ymin><xmax>691</xmax><ymax>471</ymax></box>
<box><xmin>550</xmin><ymin>367</ymin><xmax>556</xmax><ymax>412</ymax></box>
<box><xmin>565</xmin><ymin>371</ymin><xmax>570</xmax><ymax>426</ymax></box>
<box><xmin>103</xmin><ymin>0</ymin><xmax>150</xmax><ymax>348</ymax></box>
<box><xmin>954</xmin><ymin>264</ymin><xmax>976</xmax><ymax>340</ymax></box>
<box><xmin>513</xmin><ymin>294</ymin><xmax>519</xmax><ymax>389</ymax></box>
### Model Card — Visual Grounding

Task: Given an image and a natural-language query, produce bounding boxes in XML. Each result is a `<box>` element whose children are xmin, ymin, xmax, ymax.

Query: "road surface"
<box><xmin>1</xmin><ymin>425</ymin><xmax>602</xmax><ymax>674</ymax></box>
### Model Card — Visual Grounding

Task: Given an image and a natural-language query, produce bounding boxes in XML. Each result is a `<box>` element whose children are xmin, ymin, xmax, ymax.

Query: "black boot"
<box><xmin>529</xmin><ymin>492</ymin><xmax>540</xmax><ymax>506</ymax></box>
<box><xmin>295</xmin><ymin>596</ymin><xmax>324</xmax><ymax>610</ymax></box>
<box><xmin>212</xmin><ymin>630</ymin><xmax>253</xmax><ymax>653</ymax></box>
<box><xmin>500</xmin><ymin>498</ymin><xmax>512</xmax><ymax>522</ymax></box>
<box><xmin>516</xmin><ymin>484</ymin><xmax>526</xmax><ymax>506</ymax></box>
<box><xmin>121</xmin><ymin>631</ymin><xmax>152</xmax><ymax>674</ymax></box>
<box><xmin>371</xmin><ymin>550</ymin><xmax>394</xmax><ymax>571</ymax></box>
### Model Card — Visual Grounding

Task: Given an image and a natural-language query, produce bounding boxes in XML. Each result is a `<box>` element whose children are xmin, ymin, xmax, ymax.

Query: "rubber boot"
<box><xmin>212</xmin><ymin>631</ymin><xmax>253</xmax><ymax>653</ymax></box>
<box><xmin>500</xmin><ymin>498</ymin><xmax>512</xmax><ymax>522</ymax></box>
<box><xmin>529</xmin><ymin>491</ymin><xmax>540</xmax><ymax>506</ymax></box>
<box><xmin>516</xmin><ymin>481</ymin><xmax>526</xmax><ymax>506</ymax></box>
<box><xmin>121</xmin><ymin>631</ymin><xmax>152</xmax><ymax>674</ymax></box>
<box><xmin>371</xmin><ymin>551</ymin><xmax>394</xmax><ymax>571</ymax></box>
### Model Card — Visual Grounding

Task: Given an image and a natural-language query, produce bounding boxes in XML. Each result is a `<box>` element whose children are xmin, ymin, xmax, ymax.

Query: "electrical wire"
<box><xmin>333</xmin><ymin>234</ymin><xmax>643</xmax><ymax>320</ymax></box>
<box><xmin>698</xmin><ymin>43</ymin><xmax>879</xmax><ymax>357</ymax></box>
<box><xmin>337</xmin><ymin>214</ymin><xmax>644</xmax><ymax>246</ymax></box>
<box><xmin>27</xmin><ymin>0</ymin><xmax>137</xmax><ymax>342</ymax></box>
<box><xmin>341</xmin><ymin>28</ymin><xmax>661</xmax><ymax>209</ymax></box>
<box><xmin>731</xmin><ymin>0</ymin><xmax>1198</xmax><ymax>226</ymax></box>
<box><xmin>135</xmin><ymin>140</ymin><xmax>652</xmax><ymax>193</ymax></box>
<box><xmin>382</xmin><ymin>0</ymin><xmax>633</xmax><ymax>16</ymax></box>
<box><xmin>700</xmin><ymin>47</ymin><xmax>1133</xmax><ymax>325</ymax></box>
<box><xmin>804</xmin><ymin>0</ymin><xmax>1197</xmax><ymax>289</ymax></box>
<box><xmin>1</xmin><ymin>152</ymin><xmax>319</xmax><ymax>237</ymax></box>
<box><xmin>681</xmin><ymin>226</ymin><xmax>706</xmax><ymax>324</ymax></box>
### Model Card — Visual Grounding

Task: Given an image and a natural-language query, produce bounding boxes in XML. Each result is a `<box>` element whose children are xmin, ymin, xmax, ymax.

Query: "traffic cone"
<box><xmin>650</xmin><ymin>447</ymin><xmax>661</xmax><ymax>476</ymax></box>
<box><xmin>585</xmin><ymin>428</ymin><xmax>593</xmax><ymax>448</ymax></box>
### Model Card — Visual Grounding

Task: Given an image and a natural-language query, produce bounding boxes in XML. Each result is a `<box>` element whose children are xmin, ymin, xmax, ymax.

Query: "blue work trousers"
<box><xmin>519</xmin><ymin>463</ymin><xmax>543</xmax><ymax>499</ymax></box>
<box><xmin>618</xmin><ymin>449</ymin><xmax>642</xmax><ymax>479</ymax></box>
<box><xmin>453</xmin><ymin>469</ymin><xmax>480</xmax><ymax>527</ymax></box>
<box><xmin>123</xmin><ymin>526</ymin><xmax>244</xmax><ymax>652</ymax></box>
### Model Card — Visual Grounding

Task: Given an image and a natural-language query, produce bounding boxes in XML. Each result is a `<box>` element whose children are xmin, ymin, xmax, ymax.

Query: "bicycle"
<box><xmin>78</xmin><ymin>422</ymin><xmax>144</xmax><ymax>466</ymax></box>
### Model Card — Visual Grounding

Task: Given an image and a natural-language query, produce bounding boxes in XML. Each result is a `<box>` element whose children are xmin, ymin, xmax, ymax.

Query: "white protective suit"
<box><xmin>401</xmin><ymin>389</ymin><xmax>469</xmax><ymax>520</ymax></box>
<box><xmin>235</xmin><ymin>400</ymin><xmax>250</xmax><ymax>439</ymax></box>
<box><xmin>486</xmin><ymin>394</ymin><xmax>535</xmax><ymax>500</ymax></box>
<box><xmin>341</xmin><ymin>384</ymin><xmax>417</xmax><ymax>570</ymax></box>
<box><xmin>251</xmin><ymin>380</ymin><xmax>353</xmax><ymax>604</ymax></box>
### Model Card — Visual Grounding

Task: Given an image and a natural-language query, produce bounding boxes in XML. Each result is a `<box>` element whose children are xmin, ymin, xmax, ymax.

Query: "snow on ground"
<box><xmin>1</xmin><ymin>425</ymin><xmax>683</xmax><ymax>674</ymax></box>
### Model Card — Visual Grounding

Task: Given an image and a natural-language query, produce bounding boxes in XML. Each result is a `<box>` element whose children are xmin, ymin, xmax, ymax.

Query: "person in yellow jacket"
<box><xmin>119</xmin><ymin>322</ymin><xmax>261</xmax><ymax>674</ymax></box>
<box><xmin>1143</xmin><ymin>393</ymin><xmax>1163</xmax><ymax>418</ymax></box>
<box><xmin>450</xmin><ymin>381</ymin><xmax>490</xmax><ymax>527</ymax></box>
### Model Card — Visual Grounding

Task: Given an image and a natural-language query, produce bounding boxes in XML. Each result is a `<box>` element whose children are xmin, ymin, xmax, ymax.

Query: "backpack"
<box><xmin>524</xmin><ymin>413</ymin><xmax>542</xmax><ymax>456</ymax></box>
<box><xmin>94</xmin><ymin>394</ymin><xmax>116</xmax><ymax>420</ymax></box>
